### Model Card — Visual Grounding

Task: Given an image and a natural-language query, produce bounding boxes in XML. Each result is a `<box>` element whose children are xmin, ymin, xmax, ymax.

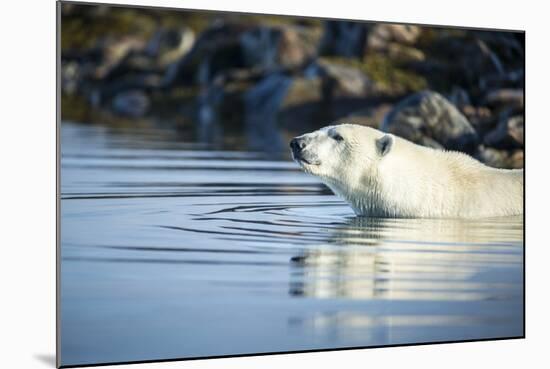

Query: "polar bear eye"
<box><xmin>331</xmin><ymin>133</ymin><xmax>344</xmax><ymax>142</ymax></box>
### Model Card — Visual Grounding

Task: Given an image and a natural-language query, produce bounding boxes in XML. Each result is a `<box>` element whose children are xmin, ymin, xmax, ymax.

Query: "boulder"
<box><xmin>315</xmin><ymin>59</ymin><xmax>374</xmax><ymax>97</ymax></box>
<box><xmin>369</xmin><ymin>24</ymin><xmax>422</xmax><ymax>47</ymax></box>
<box><xmin>162</xmin><ymin>22</ymin><xmax>250</xmax><ymax>87</ymax></box>
<box><xmin>381</xmin><ymin>90</ymin><xmax>479</xmax><ymax>152</ymax></box>
<box><xmin>94</xmin><ymin>37</ymin><xmax>147</xmax><ymax>79</ymax></box>
<box><xmin>365</xmin><ymin>24</ymin><xmax>423</xmax><ymax>62</ymax></box>
<box><xmin>109</xmin><ymin>28</ymin><xmax>196</xmax><ymax>73</ymax></box>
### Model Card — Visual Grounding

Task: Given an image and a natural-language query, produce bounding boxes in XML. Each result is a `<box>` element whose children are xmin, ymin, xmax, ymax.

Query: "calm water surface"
<box><xmin>60</xmin><ymin>122</ymin><xmax>524</xmax><ymax>366</ymax></box>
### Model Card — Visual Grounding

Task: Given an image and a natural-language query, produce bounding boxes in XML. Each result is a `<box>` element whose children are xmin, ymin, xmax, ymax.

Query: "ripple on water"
<box><xmin>60</xmin><ymin>123</ymin><xmax>524</xmax><ymax>365</ymax></box>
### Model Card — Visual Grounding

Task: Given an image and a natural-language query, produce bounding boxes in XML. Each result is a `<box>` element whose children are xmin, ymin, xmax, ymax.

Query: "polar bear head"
<box><xmin>290</xmin><ymin>124</ymin><xmax>397</xmax><ymax>216</ymax></box>
<box><xmin>290</xmin><ymin>124</ymin><xmax>394</xmax><ymax>183</ymax></box>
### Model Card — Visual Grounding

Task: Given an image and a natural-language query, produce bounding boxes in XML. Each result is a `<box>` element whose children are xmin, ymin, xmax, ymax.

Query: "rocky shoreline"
<box><xmin>60</xmin><ymin>4</ymin><xmax>524</xmax><ymax>168</ymax></box>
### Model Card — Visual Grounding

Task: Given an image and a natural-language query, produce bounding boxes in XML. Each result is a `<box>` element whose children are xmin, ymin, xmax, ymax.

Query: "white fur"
<box><xmin>293</xmin><ymin>124</ymin><xmax>523</xmax><ymax>218</ymax></box>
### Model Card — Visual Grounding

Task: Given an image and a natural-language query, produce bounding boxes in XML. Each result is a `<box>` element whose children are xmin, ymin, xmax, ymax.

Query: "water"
<box><xmin>60</xmin><ymin>122</ymin><xmax>524</xmax><ymax>366</ymax></box>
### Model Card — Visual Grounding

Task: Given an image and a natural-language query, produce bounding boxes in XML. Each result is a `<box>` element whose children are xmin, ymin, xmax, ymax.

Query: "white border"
<box><xmin>1</xmin><ymin>1</ymin><xmax>548</xmax><ymax>368</ymax></box>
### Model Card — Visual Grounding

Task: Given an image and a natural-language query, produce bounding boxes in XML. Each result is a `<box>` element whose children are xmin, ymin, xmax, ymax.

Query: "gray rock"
<box><xmin>381</xmin><ymin>91</ymin><xmax>479</xmax><ymax>152</ymax></box>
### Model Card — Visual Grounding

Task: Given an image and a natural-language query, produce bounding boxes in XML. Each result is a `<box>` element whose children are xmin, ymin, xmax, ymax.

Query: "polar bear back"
<box><xmin>373</xmin><ymin>136</ymin><xmax>523</xmax><ymax>218</ymax></box>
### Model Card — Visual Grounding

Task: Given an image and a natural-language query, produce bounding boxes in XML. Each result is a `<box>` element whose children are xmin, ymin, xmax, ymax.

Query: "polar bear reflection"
<box><xmin>288</xmin><ymin>216</ymin><xmax>523</xmax><ymax>301</ymax></box>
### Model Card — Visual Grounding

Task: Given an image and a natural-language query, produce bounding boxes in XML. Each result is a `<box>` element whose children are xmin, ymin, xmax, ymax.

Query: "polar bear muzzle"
<box><xmin>290</xmin><ymin>136</ymin><xmax>321</xmax><ymax>165</ymax></box>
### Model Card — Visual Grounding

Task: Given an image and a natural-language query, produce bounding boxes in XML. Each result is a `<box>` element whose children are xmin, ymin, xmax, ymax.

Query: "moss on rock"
<box><xmin>319</xmin><ymin>55</ymin><xmax>427</xmax><ymax>95</ymax></box>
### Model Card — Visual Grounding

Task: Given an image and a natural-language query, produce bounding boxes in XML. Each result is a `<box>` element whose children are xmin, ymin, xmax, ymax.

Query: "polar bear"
<box><xmin>290</xmin><ymin>124</ymin><xmax>523</xmax><ymax>218</ymax></box>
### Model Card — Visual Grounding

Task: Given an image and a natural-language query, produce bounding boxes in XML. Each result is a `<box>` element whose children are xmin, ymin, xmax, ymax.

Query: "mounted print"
<box><xmin>57</xmin><ymin>1</ymin><xmax>525</xmax><ymax>367</ymax></box>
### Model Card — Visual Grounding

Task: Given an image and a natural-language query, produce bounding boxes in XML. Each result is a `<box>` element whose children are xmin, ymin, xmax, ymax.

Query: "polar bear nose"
<box><xmin>290</xmin><ymin>137</ymin><xmax>306</xmax><ymax>152</ymax></box>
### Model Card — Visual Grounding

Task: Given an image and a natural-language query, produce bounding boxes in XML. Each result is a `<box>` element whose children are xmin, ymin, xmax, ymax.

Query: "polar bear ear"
<box><xmin>376</xmin><ymin>135</ymin><xmax>393</xmax><ymax>157</ymax></box>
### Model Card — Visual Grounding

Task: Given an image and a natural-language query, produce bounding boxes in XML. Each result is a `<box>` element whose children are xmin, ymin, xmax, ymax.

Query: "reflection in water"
<box><xmin>60</xmin><ymin>123</ymin><xmax>523</xmax><ymax>367</ymax></box>
<box><xmin>244</xmin><ymin>74</ymin><xmax>292</xmax><ymax>152</ymax></box>
<box><xmin>288</xmin><ymin>217</ymin><xmax>522</xmax><ymax>301</ymax></box>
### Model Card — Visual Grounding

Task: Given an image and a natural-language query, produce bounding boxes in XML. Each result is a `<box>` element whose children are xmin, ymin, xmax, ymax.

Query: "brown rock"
<box><xmin>280</xmin><ymin>77</ymin><xmax>323</xmax><ymax>109</ymax></box>
<box><xmin>485</xmin><ymin>89</ymin><xmax>524</xmax><ymax>109</ymax></box>
<box><xmin>94</xmin><ymin>37</ymin><xmax>147</xmax><ymax>79</ymax></box>
<box><xmin>510</xmin><ymin>150</ymin><xmax>524</xmax><ymax>169</ymax></box>
<box><xmin>476</xmin><ymin>146</ymin><xmax>524</xmax><ymax>169</ymax></box>
<box><xmin>368</xmin><ymin>24</ymin><xmax>422</xmax><ymax>49</ymax></box>
<box><xmin>316</xmin><ymin>59</ymin><xmax>374</xmax><ymax>97</ymax></box>
<box><xmin>365</xmin><ymin>24</ymin><xmax>423</xmax><ymax>61</ymax></box>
